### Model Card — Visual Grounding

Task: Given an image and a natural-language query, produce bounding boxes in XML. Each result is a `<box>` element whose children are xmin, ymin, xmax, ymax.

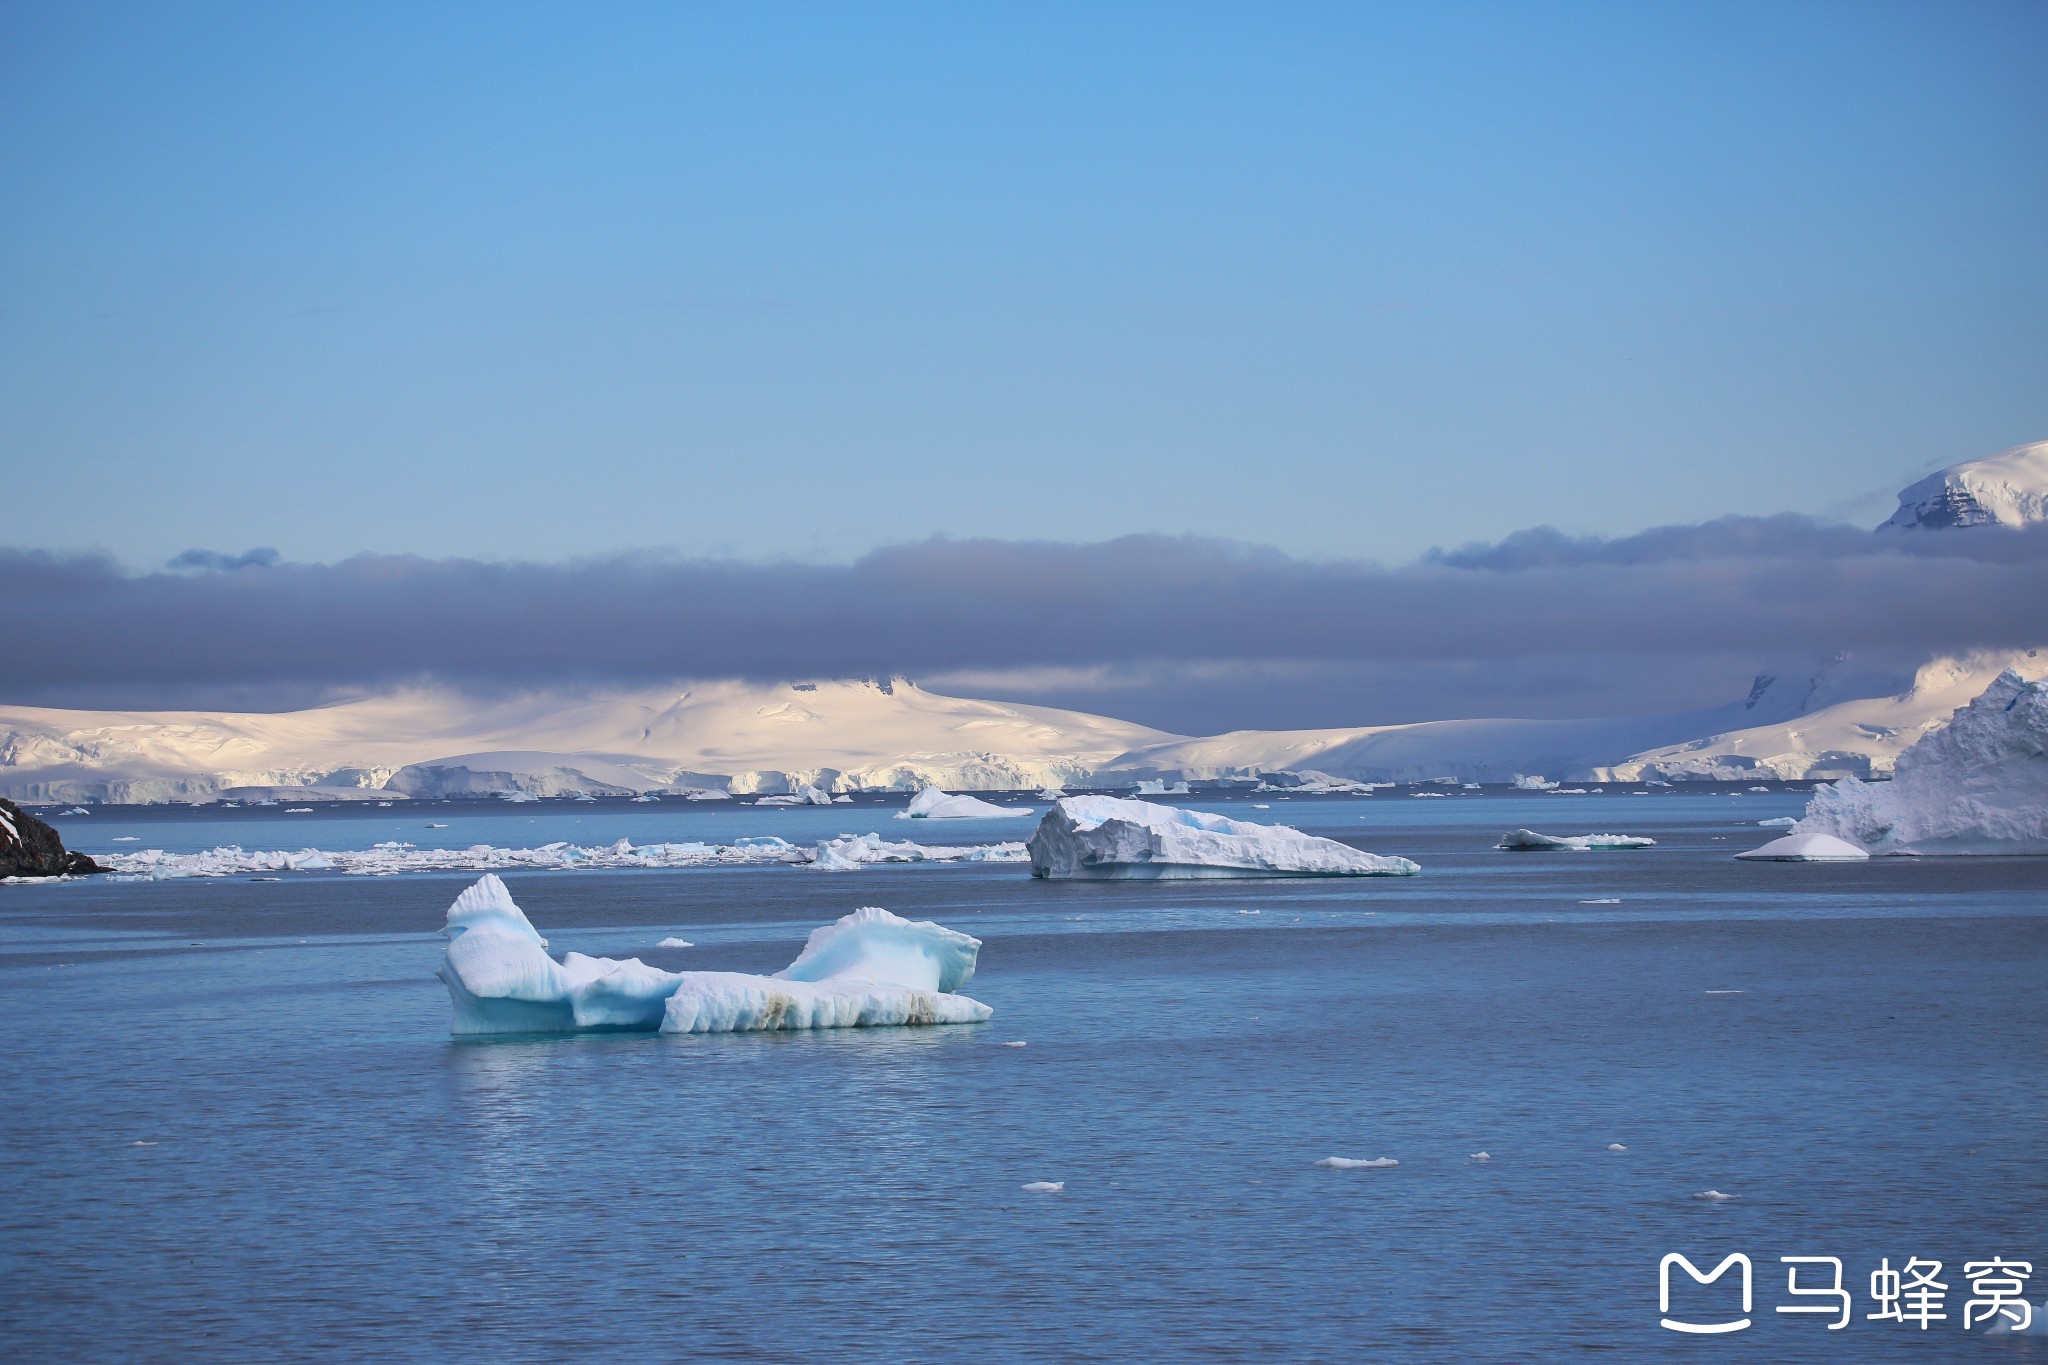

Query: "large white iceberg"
<box><xmin>1026</xmin><ymin>796</ymin><xmax>1419</xmax><ymax>880</ymax></box>
<box><xmin>1734</xmin><ymin>831</ymin><xmax>1870</xmax><ymax>862</ymax></box>
<box><xmin>1496</xmin><ymin>828</ymin><xmax>1655</xmax><ymax>851</ymax></box>
<box><xmin>1794</xmin><ymin>670</ymin><xmax>2048</xmax><ymax>855</ymax></box>
<box><xmin>895</xmin><ymin>786</ymin><xmax>1034</xmax><ymax>820</ymax></box>
<box><xmin>436</xmin><ymin>875</ymin><xmax>992</xmax><ymax>1035</ymax></box>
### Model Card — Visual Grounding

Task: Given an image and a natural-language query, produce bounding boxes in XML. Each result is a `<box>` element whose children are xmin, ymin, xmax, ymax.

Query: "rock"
<box><xmin>0</xmin><ymin>798</ymin><xmax>105</xmax><ymax>878</ymax></box>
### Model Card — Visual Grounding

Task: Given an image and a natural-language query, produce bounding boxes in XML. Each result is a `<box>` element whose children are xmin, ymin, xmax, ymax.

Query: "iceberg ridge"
<box><xmin>1026</xmin><ymin>796</ymin><xmax>1419</xmax><ymax>880</ymax></box>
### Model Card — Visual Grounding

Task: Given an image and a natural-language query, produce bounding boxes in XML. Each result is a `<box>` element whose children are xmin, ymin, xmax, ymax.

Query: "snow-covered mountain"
<box><xmin>1880</xmin><ymin>441</ymin><xmax>2048</xmax><ymax>531</ymax></box>
<box><xmin>0</xmin><ymin>679</ymin><xmax>1174</xmax><ymax>803</ymax></box>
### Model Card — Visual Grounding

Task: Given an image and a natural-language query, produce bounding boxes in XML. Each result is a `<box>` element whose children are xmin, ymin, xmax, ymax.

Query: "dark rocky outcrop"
<box><xmin>0</xmin><ymin>798</ymin><xmax>104</xmax><ymax>878</ymax></box>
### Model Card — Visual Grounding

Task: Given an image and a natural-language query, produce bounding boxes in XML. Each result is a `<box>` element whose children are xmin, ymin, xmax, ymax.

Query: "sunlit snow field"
<box><xmin>3</xmin><ymin>790</ymin><xmax>2045</xmax><ymax>1361</ymax></box>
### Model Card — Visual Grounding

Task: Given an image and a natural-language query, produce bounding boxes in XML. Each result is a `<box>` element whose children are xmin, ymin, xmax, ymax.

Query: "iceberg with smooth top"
<box><xmin>895</xmin><ymin>786</ymin><xmax>1034</xmax><ymax>820</ymax></box>
<box><xmin>1734</xmin><ymin>831</ymin><xmax>1870</xmax><ymax>862</ymax></box>
<box><xmin>435</xmin><ymin>875</ymin><xmax>991</xmax><ymax>1035</ymax></box>
<box><xmin>1794</xmin><ymin>670</ymin><xmax>2048</xmax><ymax>855</ymax></box>
<box><xmin>1026</xmin><ymin>795</ymin><xmax>1419</xmax><ymax>880</ymax></box>
<box><xmin>1496</xmin><ymin>828</ymin><xmax>1655</xmax><ymax>851</ymax></box>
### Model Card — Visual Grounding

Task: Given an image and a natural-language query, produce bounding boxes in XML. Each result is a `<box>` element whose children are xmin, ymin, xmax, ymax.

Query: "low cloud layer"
<box><xmin>4</xmin><ymin>517</ymin><xmax>2044</xmax><ymax>728</ymax></box>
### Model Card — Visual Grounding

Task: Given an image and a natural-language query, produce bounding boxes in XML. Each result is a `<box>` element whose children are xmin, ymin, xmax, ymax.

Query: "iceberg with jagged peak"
<box><xmin>1794</xmin><ymin>670</ymin><xmax>2048</xmax><ymax>855</ymax></box>
<box><xmin>1026</xmin><ymin>795</ymin><xmax>1419</xmax><ymax>879</ymax></box>
<box><xmin>435</xmin><ymin>874</ymin><xmax>992</xmax><ymax>1035</ymax></box>
<box><xmin>1496</xmin><ymin>828</ymin><xmax>1655</xmax><ymax>851</ymax></box>
<box><xmin>894</xmin><ymin>785</ymin><xmax>1034</xmax><ymax>820</ymax></box>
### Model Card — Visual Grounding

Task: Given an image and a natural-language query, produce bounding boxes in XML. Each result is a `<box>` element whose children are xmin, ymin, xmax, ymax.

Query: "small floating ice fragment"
<box><xmin>1579</xmin><ymin>898</ymin><xmax>1621</xmax><ymax>905</ymax></box>
<box><xmin>1470</xmin><ymin>1152</ymin><xmax>1491</xmax><ymax>1161</ymax></box>
<box><xmin>657</xmin><ymin>937</ymin><xmax>694</xmax><ymax>948</ymax></box>
<box><xmin>1704</xmin><ymin>989</ymin><xmax>1744</xmax><ymax>995</ymax></box>
<box><xmin>1694</xmin><ymin>1190</ymin><xmax>1737</xmax><ymax>1201</ymax></box>
<box><xmin>1314</xmin><ymin>1156</ymin><xmax>1398</xmax><ymax>1169</ymax></box>
<box><xmin>130</xmin><ymin>1140</ymin><xmax>157</xmax><ymax>1147</ymax></box>
<box><xmin>426</xmin><ymin>823</ymin><xmax>449</xmax><ymax>829</ymax></box>
<box><xmin>1498</xmin><ymin>829</ymin><xmax>1654</xmax><ymax>851</ymax></box>
<box><xmin>1001</xmin><ymin>1040</ymin><xmax>1027</xmax><ymax>1047</ymax></box>
<box><xmin>111</xmin><ymin>836</ymin><xmax>140</xmax><ymax>842</ymax></box>
<box><xmin>1607</xmin><ymin>1143</ymin><xmax>1627</xmax><ymax>1152</ymax></box>
<box><xmin>1735</xmin><ymin>831</ymin><xmax>1869</xmax><ymax>862</ymax></box>
<box><xmin>1757</xmin><ymin>816</ymin><xmax>1797</xmax><ymax>828</ymax></box>
<box><xmin>1021</xmin><ymin>1181</ymin><xmax>1064</xmax><ymax>1193</ymax></box>
<box><xmin>1236</xmin><ymin>909</ymin><xmax>1261</xmax><ymax>915</ymax></box>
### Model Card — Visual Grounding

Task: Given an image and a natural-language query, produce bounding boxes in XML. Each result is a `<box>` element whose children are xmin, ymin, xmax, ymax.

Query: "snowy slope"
<box><xmin>1880</xmin><ymin>441</ymin><xmax>2048</xmax><ymax>531</ymax></box>
<box><xmin>1602</xmin><ymin>650</ymin><xmax>2045</xmax><ymax>781</ymax></box>
<box><xmin>0</xmin><ymin>678</ymin><xmax>1175</xmax><ymax>802</ymax></box>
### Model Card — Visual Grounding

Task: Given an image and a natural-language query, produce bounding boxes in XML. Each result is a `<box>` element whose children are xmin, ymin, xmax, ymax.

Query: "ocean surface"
<box><xmin>3</xmin><ymin>788</ymin><xmax>2044</xmax><ymax>1361</ymax></box>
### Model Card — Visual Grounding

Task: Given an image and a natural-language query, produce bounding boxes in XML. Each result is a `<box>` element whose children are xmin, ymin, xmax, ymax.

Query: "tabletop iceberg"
<box><xmin>436</xmin><ymin>875</ymin><xmax>991</xmax><ymax>1035</ymax></box>
<box><xmin>1026</xmin><ymin>795</ymin><xmax>1418</xmax><ymax>879</ymax></box>
<box><xmin>1794</xmin><ymin>670</ymin><xmax>2048</xmax><ymax>855</ymax></box>
<box><xmin>1496</xmin><ymin>829</ymin><xmax>1656</xmax><ymax>851</ymax></box>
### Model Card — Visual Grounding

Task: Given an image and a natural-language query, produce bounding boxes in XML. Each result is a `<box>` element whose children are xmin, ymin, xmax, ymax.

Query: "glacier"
<box><xmin>1025</xmin><ymin>796</ymin><xmax>1419</xmax><ymax>880</ymax></box>
<box><xmin>1793</xmin><ymin>670</ymin><xmax>2048</xmax><ymax>855</ymax></box>
<box><xmin>105</xmin><ymin>833</ymin><xmax>1027</xmax><ymax>878</ymax></box>
<box><xmin>436</xmin><ymin>875</ymin><xmax>992</xmax><ymax>1035</ymax></box>
<box><xmin>1880</xmin><ymin>441</ymin><xmax>2048</xmax><ymax>532</ymax></box>
<box><xmin>895</xmin><ymin>786</ymin><xmax>1034</xmax><ymax>820</ymax></box>
<box><xmin>1496</xmin><ymin>829</ymin><xmax>1655</xmax><ymax>851</ymax></box>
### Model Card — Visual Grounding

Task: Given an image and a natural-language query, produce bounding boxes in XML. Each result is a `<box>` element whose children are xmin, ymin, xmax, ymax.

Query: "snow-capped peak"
<box><xmin>1880</xmin><ymin>441</ymin><xmax>2048</xmax><ymax>531</ymax></box>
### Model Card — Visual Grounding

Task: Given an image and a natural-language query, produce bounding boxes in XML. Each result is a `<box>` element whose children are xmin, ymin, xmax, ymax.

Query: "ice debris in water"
<box><xmin>1757</xmin><ymin>816</ymin><xmax>1797</xmax><ymax>828</ymax></box>
<box><xmin>1001</xmin><ymin>1040</ymin><xmax>1027</xmax><ymax>1047</ymax></box>
<box><xmin>1607</xmin><ymin>1144</ymin><xmax>1628</xmax><ymax>1152</ymax></box>
<box><xmin>1496</xmin><ymin>829</ymin><xmax>1655</xmax><ymax>851</ymax></box>
<box><xmin>657</xmin><ymin>937</ymin><xmax>694</xmax><ymax>948</ymax></box>
<box><xmin>1021</xmin><ymin>1181</ymin><xmax>1065</xmax><ymax>1193</ymax></box>
<box><xmin>103</xmin><ymin>833</ymin><xmax>1024</xmax><ymax>879</ymax></box>
<box><xmin>803</xmin><ymin>832</ymin><xmax>1026</xmax><ymax>871</ymax></box>
<box><xmin>1694</xmin><ymin>1190</ymin><xmax>1738</xmax><ymax>1202</ymax></box>
<box><xmin>1579</xmin><ymin>898</ymin><xmax>1622</xmax><ymax>905</ymax></box>
<box><xmin>1028</xmin><ymin>796</ymin><xmax>1419</xmax><ymax>880</ymax></box>
<box><xmin>894</xmin><ymin>786</ymin><xmax>1035</xmax><ymax>820</ymax></box>
<box><xmin>1314</xmin><ymin>1156</ymin><xmax>1399</xmax><ymax>1169</ymax></box>
<box><xmin>1470</xmin><ymin>1152</ymin><xmax>1491</xmax><ymax>1161</ymax></box>
<box><xmin>436</xmin><ymin>875</ymin><xmax>992</xmax><ymax>1035</ymax></box>
<box><xmin>1797</xmin><ymin>671</ymin><xmax>2048</xmax><ymax>855</ymax></box>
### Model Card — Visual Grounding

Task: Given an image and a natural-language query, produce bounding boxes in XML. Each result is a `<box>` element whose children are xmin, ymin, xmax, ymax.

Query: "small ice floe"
<box><xmin>1021</xmin><ymin>1181</ymin><xmax>1064</xmax><ymax>1193</ymax></box>
<box><xmin>1236</xmin><ymin>908</ymin><xmax>1261</xmax><ymax>915</ymax></box>
<box><xmin>1757</xmin><ymin>816</ymin><xmax>1797</xmax><ymax>828</ymax></box>
<box><xmin>1704</xmin><ymin>989</ymin><xmax>1744</xmax><ymax>995</ymax></box>
<box><xmin>896</xmin><ymin>786</ymin><xmax>1033</xmax><ymax>820</ymax></box>
<box><xmin>1470</xmin><ymin>1152</ymin><xmax>1491</xmax><ymax>1161</ymax></box>
<box><xmin>657</xmin><ymin>937</ymin><xmax>694</xmax><ymax>948</ymax></box>
<box><xmin>1251</xmin><ymin>803</ymin><xmax>1271</xmax><ymax>809</ymax></box>
<box><xmin>112</xmin><ymin>836</ymin><xmax>141</xmax><ymax>842</ymax></box>
<box><xmin>1747</xmin><ymin>786</ymin><xmax>1771</xmax><ymax>793</ymax></box>
<box><xmin>1735</xmin><ymin>831</ymin><xmax>1869</xmax><ymax>862</ymax></box>
<box><xmin>1498</xmin><ymin>829</ymin><xmax>1654</xmax><ymax>851</ymax></box>
<box><xmin>426</xmin><ymin>823</ymin><xmax>449</xmax><ymax>829</ymax></box>
<box><xmin>1579</xmin><ymin>898</ymin><xmax>1621</xmax><ymax>905</ymax></box>
<box><xmin>130</xmin><ymin>1140</ymin><xmax>157</xmax><ymax>1147</ymax></box>
<box><xmin>1314</xmin><ymin>1156</ymin><xmax>1398</xmax><ymax>1169</ymax></box>
<box><xmin>250</xmin><ymin>876</ymin><xmax>282</xmax><ymax>882</ymax></box>
<box><xmin>1694</xmin><ymin>1190</ymin><xmax>1738</xmax><ymax>1202</ymax></box>
<box><xmin>1607</xmin><ymin>1143</ymin><xmax>1628</xmax><ymax>1152</ymax></box>
<box><xmin>284</xmin><ymin>807</ymin><xmax>314</xmax><ymax>813</ymax></box>
<box><xmin>60</xmin><ymin>807</ymin><xmax>91</xmax><ymax>815</ymax></box>
<box><xmin>1001</xmin><ymin>1040</ymin><xmax>1028</xmax><ymax>1047</ymax></box>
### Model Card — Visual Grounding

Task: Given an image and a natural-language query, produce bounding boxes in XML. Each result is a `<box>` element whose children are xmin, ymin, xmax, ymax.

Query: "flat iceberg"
<box><xmin>1132</xmin><ymin>778</ymin><xmax>1191</xmax><ymax>795</ymax></box>
<box><xmin>803</xmin><ymin>832</ymin><xmax>1027</xmax><ymax>871</ymax></box>
<box><xmin>436</xmin><ymin>876</ymin><xmax>992</xmax><ymax>1035</ymax></box>
<box><xmin>1734</xmin><ymin>831</ymin><xmax>1870</xmax><ymax>862</ymax></box>
<box><xmin>1794</xmin><ymin>671</ymin><xmax>2048</xmax><ymax>855</ymax></box>
<box><xmin>895</xmin><ymin>786</ymin><xmax>1034</xmax><ymax>820</ymax></box>
<box><xmin>1496</xmin><ymin>829</ymin><xmax>1655</xmax><ymax>851</ymax></box>
<box><xmin>1026</xmin><ymin>796</ymin><xmax>1419</xmax><ymax>880</ymax></box>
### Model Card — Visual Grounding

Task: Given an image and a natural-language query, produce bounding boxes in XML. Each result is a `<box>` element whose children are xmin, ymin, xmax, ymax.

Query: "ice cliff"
<box><xmin>436</xmin><ymin>875</ymin><xmax>992</xmax><ymax>1034</ymax></box>
<box><xmin>1025</xmin><ymin>796</ymin><xmax>1419</xmax><ymax>880</ymax></box>
<box><xmin>1795</xmin><ymin>670</ymin><xmax>2048</xmax><ymax>855</ymax></box>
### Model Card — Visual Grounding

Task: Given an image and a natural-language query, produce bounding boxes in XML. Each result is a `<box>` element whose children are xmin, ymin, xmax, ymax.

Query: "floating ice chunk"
<box><xmin>895</xmin><ymin>786</ymin><xmax>1034</xmax><ymax>820</ymax></box>
<box><xmin>1797</xmin><ymin>671</ymin><xmax>2048</xmax><ymax>855</ymax></box>
<box><xmin>1704</xmin><ymin>989</ymin><xmax>1743</xmax><ymax>994</ymax></box>
<box><xmin>756</xmin><ymin>784</ymin><xmax>834</xmax><ymax>807</ymax></box>
<box><xmin>806</xmin><ymin>840</ymin><xmax>865</xmax><ymax>871</ymax></box>
<box><xmin>1001</xmin><ymin>1040</ymin><xmax>1027</xmax><ymax>1047</ymax></box>
<box><xmin>657</xmin><ymin>937</ymin><xmax>694</xmax><ymax>948</ymax></box>
<box><xmin>1694</xmin><ymin>1190</ymin><xmax>1738</xmax><ymax>1201</ymax></box>
<box><xmin>1314</xmin><ymin>1156</ymin><xmax>1398</xmax><ymax>1169</ymax></box>
<box><xmin>1470</xmin><ymin>1152</ymin><xmax>1491</xmax><ymax>1161</ymax></box>
<box><xmin>1757</xmin><ymin>816</ymin><xmax>1797</xmax><ymax>828</ymax></box>
<box><xmin>435</xmin><ymin>877</ymin><xmax>991</xmax><ymax>1035</ymax></box>
<box><xmin>1734</xmin><ymin>832</ymin><xmax>1869</xmax><ymax>862</ymax></box>
<box><xmin>1607</xmin><ymin>1143</ymin><xmax>1627</xmax><ymax>1152</ymax></box>
<box><xmin>1036</xmin><ymin>787</ymin><xmax>1066</xmax><ymax>800</ymax></box>
<box><xmin>1250</xmin><ymin>803</ymin><xmax>1271</xmax><ymax>809</ymax></box>
<box><xmin>1028</xmin><ymin>796</ymin><xmax>1419</xmax><ymax>880</ymax></box>
<box><xmin>1513</xmin><ymin>775</ymin><xmax>1560</xmax><ymax>791</ymax></box>
<box><xmin>1579</xmin><ymin>898</ymin><xmax>1622</xmax><ymax>904</ymax></box>
<box><xmin>804</xmin><ymin>832</ymin><xmax>1029</xmax><ymax>870</ymax></box>
<box><xmin>112</xmin><ymin>836</ymin><xmax>140</xmax><ymax>842</ymax></box>
<box><xmin>1132</xmin><ymin>779</ymin><xmax>1191</xmax><ymax>796</ymax></box>
<box><xmin>1021</xmin><ymin>1181</ymin><xmax>1064</xmax><ymax>1193</ymax></box>
<box><xmin>1497</xmin><ymin>829</ymin><xmax>1655</xmax><ymax>851</ymax></box>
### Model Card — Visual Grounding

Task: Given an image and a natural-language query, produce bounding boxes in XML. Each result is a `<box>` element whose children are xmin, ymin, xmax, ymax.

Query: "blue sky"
<box><xmin>3</xmin><ymin>0</ymin><xmax>2044</xmax><ymax>570</ymax></box>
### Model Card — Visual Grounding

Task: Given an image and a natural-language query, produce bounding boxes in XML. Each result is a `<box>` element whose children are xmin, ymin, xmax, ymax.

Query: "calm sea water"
<box><xmin>3</xmin><ymin>790</ymin><xmax>2044</xmax><ymax>1361</ymax></box>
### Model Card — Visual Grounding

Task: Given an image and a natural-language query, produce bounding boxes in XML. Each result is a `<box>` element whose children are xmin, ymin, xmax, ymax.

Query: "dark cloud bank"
<box><xmin>4</xmin><ymin>518</ymin><xmax>2043</xmax><ymax>732</ymax></box>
